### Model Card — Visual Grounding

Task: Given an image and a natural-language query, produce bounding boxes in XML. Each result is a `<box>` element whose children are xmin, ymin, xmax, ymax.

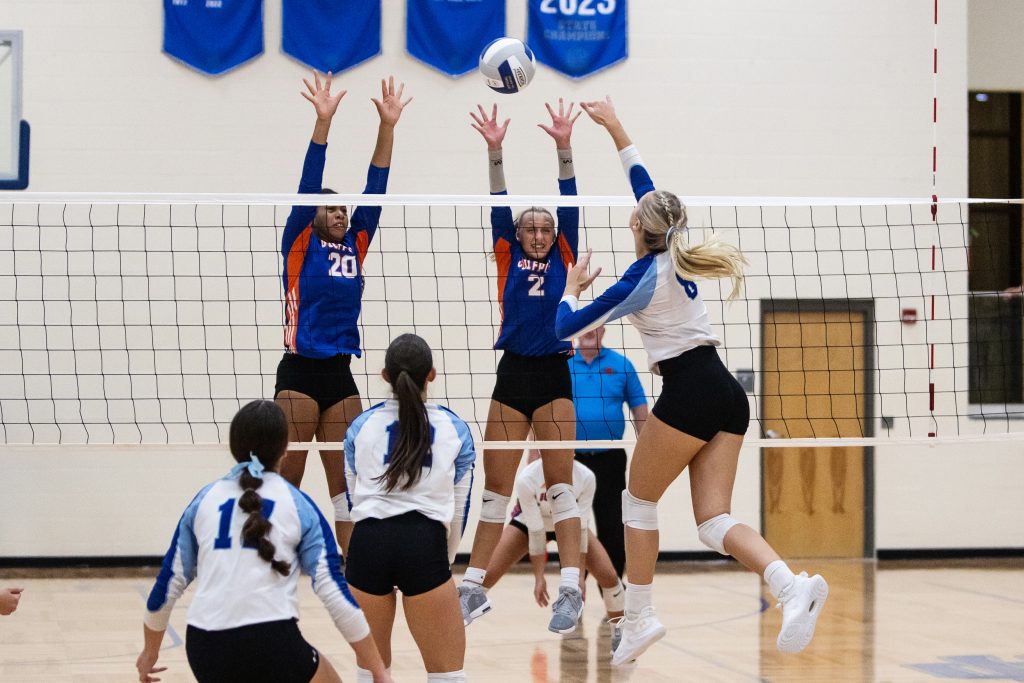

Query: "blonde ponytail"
<box><xmin>637</xmin><ymin>190</ymin><xmax>747</xmax><ymax>300</ymax></box>
<box><xmin>668</xmin><ymin>232</ymin><xmax>747</xmax><ymax>300</ymax></box>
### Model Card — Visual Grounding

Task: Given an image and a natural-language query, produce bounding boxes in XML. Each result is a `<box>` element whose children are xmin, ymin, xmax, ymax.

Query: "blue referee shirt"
<box><xmin>570</xmin><ymin>347</ymin><xmax>647</xmax><ymax>448</ymax></box>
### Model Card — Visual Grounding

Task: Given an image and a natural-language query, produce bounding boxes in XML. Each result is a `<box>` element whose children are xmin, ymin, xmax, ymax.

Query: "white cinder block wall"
<box><xmin>2</xmin><ymin>0</ymin><xmax>1023</xmax><ymax>557</ymax></box>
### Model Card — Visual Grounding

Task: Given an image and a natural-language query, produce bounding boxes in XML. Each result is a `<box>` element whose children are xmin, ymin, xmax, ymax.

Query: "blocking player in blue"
<box><xmin>459</xmin><ymin>100</ymin><xmax>588</xmax><ymax>636</ymax></box>
<box><xmin>275</xmin><ymin>72</ymin><xmax>411</xmax><ymax>556</ymax></box>
<box><xmin>343</xmin><ymin>334</ymin><xmax>475</xmax><ymax>683</ymax></box>
<box><xmin>137</xmin><ymin>400</ymin><xmax>391</xmax><ymax>683</ymax></box>
<box><xmin>557</xmin><ymin>97</ymin><xmax>829</xmax><ymax>666</ymax></box>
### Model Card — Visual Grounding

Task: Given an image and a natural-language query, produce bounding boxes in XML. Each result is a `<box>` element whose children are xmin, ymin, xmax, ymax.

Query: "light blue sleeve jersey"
<box><xmin>144</xmin><ymin>472</ymin><xmax>369</xmax><ymax>643</ymax></box>
<box><xmin>555</xmin><ymin>146</ymin><xmax>720</xmax><ymax>373</ymax></box>
<box><xmin>344</xmin><ymin>400</ymin><xmax>476</xmax><ymax>541</ymax></box>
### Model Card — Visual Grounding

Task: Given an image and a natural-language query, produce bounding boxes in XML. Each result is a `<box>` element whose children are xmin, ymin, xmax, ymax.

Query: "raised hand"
<box><xmin>470</xmin><ymin>103</ymin><xmax>510</xmax><ymax>151</ymax></box>
<box><xmin>538</xmin><ymin>98</ymin><xmax>581</xmax><ymax>149</ymax></box>
<box><xmin>371</xmin><ymin>76</ymin><xmax>412</xmax><ymax>128</ymax></box>
<box><xmin>564</xmin><ymin>248</ymin><xmax>603</xmax><ymax>297</ymax></box>
<box><xmin>301</xmin><ymin>71</ymin><xmax>346</xmax><ymax>122</ymax></box>
<box><xmin>580</xmin><ymin>96</ymin><xmax>619</xmax><ymax>128</ymax></box>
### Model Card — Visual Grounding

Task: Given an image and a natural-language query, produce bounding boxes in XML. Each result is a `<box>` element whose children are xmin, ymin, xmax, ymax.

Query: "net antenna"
<box><xmin>0</xmin><ymin>30</ymin><xmax>28</xmax><ymax>190</ymax></box>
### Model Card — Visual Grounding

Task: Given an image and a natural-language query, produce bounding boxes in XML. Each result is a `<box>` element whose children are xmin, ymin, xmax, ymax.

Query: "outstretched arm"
<box><xmin>368</xmin><ymin>75</ymin><xmax>412</xmax><ymax>169</ymax></box>
<box><xmin>581</xmin><ymin>96</ymin><xmax>655</xmax><ymax>200</ymax></box>
<box><xmin>539</xmin><ymin>98</ymin><xmax>582</xmax><ymax>258</ymax></box>
<box><xmin>284</xmin><ymin>72</ymin><xmax>347</xmax><ymax>253</ymax></box>
<box><xmin>470</xmin><ymin>103</ymin><xmax>515</xmax><ymax>243</ymax></box>
<box><xmin>350</xmin><ymin>77</ymin><xmax>412</xmax><ymax>246</ymax></box>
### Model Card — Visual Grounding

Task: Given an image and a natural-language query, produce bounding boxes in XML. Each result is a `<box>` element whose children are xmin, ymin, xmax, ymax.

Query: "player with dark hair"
<box><xmin>344</xmin><ymin>334</ymin><xmax>475</xmax><ymax>683</ymax></box>
<box><xmin>481</xmin><ymin>450</ymin><xmax>626</xmax><ymax>653</ymax></box>
<box><xmin>275</xmin><ymin>72</ymin><xmax>411</xmax><ymax>555</ymax></box>
<box><xmin>459</xmin><ymin>100</ymin><xmax>589</xmax><ymax>635</ymax></box>
<box><xmin>557</xmin><ymin>97</ymin><xmax>828</xmax><ymax>666</ymax></box>
<box><xmin>137</xmin><ymin>400</ymin><xmax>390</xmax><ymax>683</ymax></box>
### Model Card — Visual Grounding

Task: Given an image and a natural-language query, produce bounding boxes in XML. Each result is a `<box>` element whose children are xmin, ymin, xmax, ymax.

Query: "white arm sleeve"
<box><xmin>449</xmin><ymin>470</ymin><xmax>473</xmax><ymax>563</ymax></box>
<box><xmin>516</xmin><ymin>471</ymin><xmax>547</xmax><ymax>557</ymax></box>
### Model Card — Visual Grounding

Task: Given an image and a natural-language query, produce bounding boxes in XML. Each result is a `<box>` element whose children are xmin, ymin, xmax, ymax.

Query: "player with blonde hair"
<box><xmin>556</xmin><ymin>97</ymin><xmax>828</xmax><ymax>666</ymax></box>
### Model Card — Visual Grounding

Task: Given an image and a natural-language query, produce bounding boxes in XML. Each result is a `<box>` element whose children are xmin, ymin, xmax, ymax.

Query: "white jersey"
<box><xmin>512</xmin><ymin>459</ymin><xmax>595</xmax><ymax>555</ymax></box>
<box><xmin>144</xmin><ymin>472</ymin><xmax>368</xmax><ymax>643</ymax></box>
<box><xmin>344</xmin><ymin>400</ymin><xmax>476</xmax><ymax>560</ymax></box>
<box><xmin>554</xmin><ymin>145</ymin><xmax>721</xmax><ymax>373</ymax></box>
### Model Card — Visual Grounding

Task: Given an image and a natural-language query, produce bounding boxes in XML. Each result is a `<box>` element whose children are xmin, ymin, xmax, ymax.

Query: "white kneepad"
<box><xmin>479</xmin><ymin>490</ymin><xmax>511</xmax><ymax>524</ymax></box>
<box><xmin>697</xmin><ymin>513</ymin><xmax>741</xmax><ymax>555</ymax></box>
<box><xmin>331</xmin><ymin>493</ymin><xmax>352</xmax><ymax>522</ymax></box>
<box><xmin>546</xmin><ymin>483</ymin><xmax>580</xmax><ymax>524</ymax></box>
<box><xmin>621</xmin><ymin>490</ymin><xmax>658</xmax><ymax>530</ymax></box>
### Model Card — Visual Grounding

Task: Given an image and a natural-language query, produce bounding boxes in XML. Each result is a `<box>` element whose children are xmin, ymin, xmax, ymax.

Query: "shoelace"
<box><xmin>775</xmin><ymin>571</ymin><xmax>810</xmax><ymax>609</ymax></box>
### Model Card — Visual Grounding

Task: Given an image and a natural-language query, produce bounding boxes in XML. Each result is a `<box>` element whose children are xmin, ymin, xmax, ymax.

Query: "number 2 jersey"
<box><xmin>144</xmin><ymin>471</ymin><xmax>369</xmax><ymax>642</ymax></box>
<box><xmin>344</xmin><ymin>400</ymin><xmax>476</xmax><ymax>561</ymax></box>
<box><xmin>281</xmin><ymin>140</ymin><xmax>389</xmax><ymax>359</ymax></box>
<box><xmin>492</xmin><ymin>178</ymin><xmax>579</xmax><ymax>356</ymax></box>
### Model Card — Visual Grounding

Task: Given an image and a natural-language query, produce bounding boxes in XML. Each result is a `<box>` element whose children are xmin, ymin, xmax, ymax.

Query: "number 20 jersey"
<box><xmin>281</xmin><ymin>141</ymin><xmax>388</xmax><ymax>359</ymax></box>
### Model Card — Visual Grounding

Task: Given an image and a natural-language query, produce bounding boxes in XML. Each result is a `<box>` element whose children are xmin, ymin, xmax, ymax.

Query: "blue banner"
<box><xmin>283</xmin><ymin>0</ymin><xmax>381</xmax><ymax>74</ymax></box>
<box><xmin>163</xmin><ymin>0</ymin><xmax>263</xmax><ymax>76</ymax></box>
<box><xmin>527</xmin><ymin>0</ymin><xmax>627</xmax><ymax>79</ymax></box>
<box><xmin>407</xmin><ymin>0</ymin><xmax>506</xmax><ymax>77</ymax></box>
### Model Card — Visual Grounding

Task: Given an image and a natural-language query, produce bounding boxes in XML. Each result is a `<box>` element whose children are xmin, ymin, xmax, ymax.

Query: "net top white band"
<box><xmin>1</xmin><ymin>191</ymin><xmax>1022</xmax><ymax>208</ymax></box>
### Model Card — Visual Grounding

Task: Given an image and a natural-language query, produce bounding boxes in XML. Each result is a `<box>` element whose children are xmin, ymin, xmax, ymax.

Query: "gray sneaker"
<box><xmin>610</xmin><ymin>622</ymin><xmax>623</xmax><ymax>655</ymax></box>
<box><xmin>548</xmin><ymin>586</ymin><xmax>584</xmax><ymax>634</ymax></box>
<box><xmin>458</xmin><ymin>583</ymin><xmax>492</xmax><ymax>627</ymax></box>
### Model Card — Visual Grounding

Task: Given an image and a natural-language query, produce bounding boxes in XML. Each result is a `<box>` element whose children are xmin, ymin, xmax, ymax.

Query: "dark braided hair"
<box><xmin>229</xmin><ymin>400</ymin><xmax>291</xmax><ymax>576</ymax></box>
<box><xmin>376</xmin><ymin>334</ymin><xmax>434</xmax><ymax>493</ymax></box>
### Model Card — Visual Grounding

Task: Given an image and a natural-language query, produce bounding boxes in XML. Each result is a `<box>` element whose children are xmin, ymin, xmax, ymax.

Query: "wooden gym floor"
<box><xmin>1</xmin><ymin>558</ymin><xmax>1022</xmax><ymax>682</ymax></box>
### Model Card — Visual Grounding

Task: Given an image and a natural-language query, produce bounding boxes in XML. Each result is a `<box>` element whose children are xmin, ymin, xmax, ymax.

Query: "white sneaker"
<box><xmin>776</xmin><ymin>572</ymin><xmax>828</xmax><ymax>653</ymax></box>
<box><xmin>610</xmin><ymin>606</ymin><xmax>666</xmax><ymax>666</ymax></box>
<box><xmin>458</xmin><ymin>583</ymin><xmax>492</xmax><ymax>627</ymax></box>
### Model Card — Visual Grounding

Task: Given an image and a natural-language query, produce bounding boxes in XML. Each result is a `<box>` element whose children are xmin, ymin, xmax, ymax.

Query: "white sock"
<box><xmin>624</xmin><ymin>582</ymin><xmax>652</xmax><ymax>616</ymax></box>
<box><xmin>356</xmin><ymin>668</ymin><xmax>373</xmax><ymax>683</ymax></box>
<box><xmin>764</xmin><ymin>560</ymin><xmax>796</xmax><ymax>599</ymax></box>
<box><xmin>462</xmin><ymin>567</ymin><xmax>487</xmax><ymax>587</ymax></box>
<box><xmin>427</xmin><ymin>671</ymin><xmax>466</xmax><ymax>682</ymax></box>
<box><xmin>560</xmin><ymin>567</ymin><xmax>581</xmax><ymax>591</ymax></box>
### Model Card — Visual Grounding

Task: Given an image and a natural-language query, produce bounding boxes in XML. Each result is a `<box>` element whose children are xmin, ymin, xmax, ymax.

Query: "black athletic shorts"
<box><xmin>491</xmin><ymin>350</ymin><xmax>573</xmax><ymax>418</ymax></box>
<box><xmin>652</xmin><ymin>345</ymin><xmax>750</xmax><ymax>442</ymax></box>
<box><xmin>346</xmin><ymin>511</ymin><xmax>451</xmax><ymax>596</ymax></box>
<box><xmin>186</xmin><ymin>619</ymin><xmax>319</xmax><ymax>683</ymax></box>
<box><xmin>275</xmin><ymin>352</ymin><xmax>359</xmax><ymax>413</ymax></box>
<box><xmin>509</xmin><ymin>517</ymin><xmax>556</xmax><ymax>543</ymax></box>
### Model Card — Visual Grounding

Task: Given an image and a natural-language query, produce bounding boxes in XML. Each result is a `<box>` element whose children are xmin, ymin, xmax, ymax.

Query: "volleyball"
<box><xmin>479</xmin><ymin>37</ymin><xmax>536</xmax><ymax>94</ymax></box>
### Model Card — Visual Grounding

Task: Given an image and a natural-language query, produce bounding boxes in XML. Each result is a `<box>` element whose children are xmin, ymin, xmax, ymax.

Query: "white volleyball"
<box><xmin>479</xmin><ymin>37</ymin><xmax>536</xmax><ymax>94</ymax></box>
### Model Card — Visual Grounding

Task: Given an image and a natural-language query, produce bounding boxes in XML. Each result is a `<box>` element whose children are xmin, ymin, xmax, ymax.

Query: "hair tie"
<box><xmin>231</xmin><ymin>452</ymin><xmax>265</xmax><ymax>479</ymax></box>
<box><xmin>665</xmin><ymin>225</ymin><xmax>679</xmax><ymax>247</ymax></box>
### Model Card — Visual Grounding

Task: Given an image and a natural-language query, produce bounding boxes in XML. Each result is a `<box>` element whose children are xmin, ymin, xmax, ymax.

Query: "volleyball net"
<box><xmin>1</xmin><ymin>192</ymin><xmax>1023</xmax><ymax>450</ymax></box>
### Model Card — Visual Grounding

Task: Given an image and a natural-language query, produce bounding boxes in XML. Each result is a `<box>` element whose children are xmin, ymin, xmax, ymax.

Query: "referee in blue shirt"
<box><xmin>570</xmin><ymin>325</ymin><xmax>648</xmax><ymax>577</ymax></box>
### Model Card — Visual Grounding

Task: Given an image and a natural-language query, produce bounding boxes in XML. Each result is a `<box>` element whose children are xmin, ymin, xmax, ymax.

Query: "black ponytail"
<box><xmin>229</xmin><ymin>400</ymin><xmax>291</xmax><ymax>576</ymax></box>
<box><xmin>377</xmin><ymin>334</ymin><xmax>434</xmax><ymax>493</ymax></box>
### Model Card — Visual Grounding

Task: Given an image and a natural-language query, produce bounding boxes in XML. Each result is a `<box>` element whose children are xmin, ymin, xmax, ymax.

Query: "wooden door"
<box><xmin>761</xmin><ymin>307</ymin><xmax>869</xmax><ymax>558</ymax></box>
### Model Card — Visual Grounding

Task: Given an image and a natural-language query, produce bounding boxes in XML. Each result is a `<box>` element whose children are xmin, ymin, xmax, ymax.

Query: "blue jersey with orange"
<box><xmin>281</xmin><ymin>141</ymin><xmax>389</xmax><ymax>359</ymax></box>
<box><xmin>492</xmin><ymin>178</ymin><xmax>579</xmax><ymax>356</ymax></box>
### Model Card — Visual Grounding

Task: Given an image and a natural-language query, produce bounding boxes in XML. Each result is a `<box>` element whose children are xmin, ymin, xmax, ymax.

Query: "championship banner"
<box><xmin>283</xmin><ymin>0</ymin><xmax>381</xmax><ymax>74</ymax></box>
<box><xmin>527</xmin><ymin>0</ymin><xmax>627</xmax><ymax>79</ymax></box>
<box><xmin>407</xmin><ymin>0</ymin><xmax>506</xmax><ymax>77</ymax></box>
<box><xmin>163</xmin><ymin>0</ymin><xmax>264</xmax><ymax>76</ymax></box>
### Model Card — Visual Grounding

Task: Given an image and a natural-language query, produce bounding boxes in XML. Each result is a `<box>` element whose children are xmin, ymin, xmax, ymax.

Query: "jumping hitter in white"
<box><xmin>555</xmin><ymin>97</ymin><xmax>828</xmax><ymax>666</ymax></box>
<box><xmin>138</xmin><ymin>400</ymin><xmax>390</xmax><ymax>683</ymax></box>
